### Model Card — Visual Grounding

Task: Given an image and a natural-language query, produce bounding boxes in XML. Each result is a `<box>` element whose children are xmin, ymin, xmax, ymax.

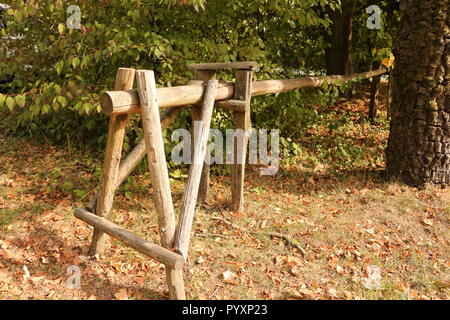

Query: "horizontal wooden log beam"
<box><xmin>250</xmin><ymin>68</ymin><xmax>388</xmax><ymax>96</ymax></box>
<box><xmin>74</xmin><ymin>208</ymin><xmax>184</xmax><ymax>270</ymax></box>
<box><xmin>215</xmin><ymin>99</ymin><xmax>247</xmax><ymax>112</ymax></box>
<box><xmin>101</xmin><ymin>67</ymin><xmax>388</xmax><ymax>115</ymax></box>
<box><xmin>188</xmin><ymin>61</ymin><xmax>259</xmax><ymax>71</ymax></box>
<box><xmin>101</xmin><ymin>85</ymin><xmax>234</xmax><ymax>115</ymax></box>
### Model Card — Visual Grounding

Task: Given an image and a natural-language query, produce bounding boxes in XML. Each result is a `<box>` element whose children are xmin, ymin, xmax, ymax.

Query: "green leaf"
<box><xmin>62</xmin><ymin>181</ymin><xmax>74</xmax><ymax>192</ymax></box>
<box><xmin>56</xmin><ymin>96</ymin><xmax>68</xmax><ymax>107</ymax></box>
<box><xmin>58</xmin><ymin>23</ymin><xmax>65</xmax><ymax>35</ymax></box>
<box><xmin>83</xmin><ymin>102</ymin><xmax>92</xmax><ymax>114</ymax></box>
<box><xmin>42</xmin><ymin>104</ymin><xmax>51</xmax><ymax>114</ymax></box>
<box><xmin>15</xmin><ymin>95</ymin><xmax>26</xmax><ymax>108</ymax></box>
<box><xmin>0</xmin><ymin>94</ymin><xmax>5</xmax><ymax>107</ymax></box>
<box><xmin>72</xmin><ymin>57</ymin><xmax>80</xmax><ymax>68</ymax></box>
<box><xmin>6</xmin><ymin>97</ymin><xmax>15</xmax><ymax>111</ymax></box>
<box><xmin>74</xmin><ymin>189</ymin><xmax>86</xmax><ymax>197</ymax></box>
<box><xmin>55</xmin><ymin>61</ymin><xmax>64</xmax><ymax>75</ymax></box>
<box><xmin>53</xmin><ymin>83</ymin><xmax>62</xmax><ymax>94</ymax></box>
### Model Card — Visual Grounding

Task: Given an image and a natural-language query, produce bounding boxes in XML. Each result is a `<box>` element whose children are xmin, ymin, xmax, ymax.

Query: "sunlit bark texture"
<box><xmin>386</xmin><ymin>0</ymin><xmax>449</xmax><ymax>187</ymax></box>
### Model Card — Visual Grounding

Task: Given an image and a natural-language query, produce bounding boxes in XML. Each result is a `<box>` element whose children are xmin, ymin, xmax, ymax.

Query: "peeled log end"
<box><xmin>101</xmin><ymin>90</ymin><xmax>141</xmax><ymax>115</ymax></box>
<box><xmin>100</xmin><ymin>92</ymin><xmax>114</xmax><ymax>115</ymax></box>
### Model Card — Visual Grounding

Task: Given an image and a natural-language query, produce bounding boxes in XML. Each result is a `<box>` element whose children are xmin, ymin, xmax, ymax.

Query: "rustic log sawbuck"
<box><xmin>74</xmin><ymin>62</ymin><xmax>388</xmax><ymax>299</ymax></box>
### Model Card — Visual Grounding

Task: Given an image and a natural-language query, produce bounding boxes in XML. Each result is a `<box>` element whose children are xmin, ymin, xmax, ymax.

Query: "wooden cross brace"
<box><xmin>74</xmin><ymin>62</ymin><xmax>256</xmax><ymax>300</ymax></box>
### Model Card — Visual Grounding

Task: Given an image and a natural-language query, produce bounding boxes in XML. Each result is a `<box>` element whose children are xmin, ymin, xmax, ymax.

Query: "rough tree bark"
<box><xmin>386</xmin><ymin>0</ymin><xmax>449</xmax><ymax>187</ymax></box>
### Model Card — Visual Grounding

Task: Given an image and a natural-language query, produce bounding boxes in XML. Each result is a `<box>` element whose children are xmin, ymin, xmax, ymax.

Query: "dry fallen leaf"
<box><xmin>23</xmin><ymin>266</ymin><xmax>31</xmax><ymax>281</ymax></box>
<box><xmin>286</xmin><ymin>256</ymin><xmax>303</xmax><ymax>266</ymax></box>
<box><xmin>114</xmin><ymin>288</ymin><xmax>129</xmax><ymax>300</ymax></box>
<box><xmin>73</xmin><ymin>256</ymin><xmax>83</xmax><ymax>265</ymax></box>
<box><xmin>135</xmin><ymin>277</ymin><xmax>144</xmax><ymax>284</ymax></box>
<box><xmin>222</xmin><ymin>270</ymin><xmax>236</xmax><ymax>283</ymax></box>
<box><xmin>196</xmin><ymin>256</ymin><xmax>205</xmax><ymax>264</ymax></box>
<box><xmin>343</xmin><ymin>290</ymin><xmax>353</xmax><ymax>299</ymax></box>
<box><xmin>260</xmin><ymin>219</ymin><xmax>267</xmax><ymax>228</ymax></box>
<box><xmin>296</xmin><ymin>287</ymin><xmax>315</xmax><ymax>299</ymax></box>
<box><xmin>290</xmin><ymin>265</ymin><xmax>301</xmax><ymax>276</ymax></box>
<box><xmin>328</xmin><ymin>288</ymin><xmax>338</xmax><ymax>298</ymax></box>
<box><xmin>0</xmin><ymin>175</ymin><xmax>14</xmax><ymax>186</ymax></box>
<box><xmin>0</xmin><ymin>249</ymin><xmax>12</xmax><ymax>259</ymax></box>
<box><xmin>63</xmin><ymin>248</ymin><xmax>74</xmax><ymax>258</ymax></box>
<box><xmin>0</xmin><ymin>240</ymin><xmax>8</xmax><ymax>249</ymax></box>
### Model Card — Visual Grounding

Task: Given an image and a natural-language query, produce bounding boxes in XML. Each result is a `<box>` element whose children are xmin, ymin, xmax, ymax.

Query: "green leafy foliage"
<box><xmin>352</xmin><ymin>0</ymin><xmax>399</xmax><ymax>70</ymax></box>
<box><xmin>0</xmin><ymin>0</ymin><xmax>343</xmax><ymax>148</ymax></box>
<box><xmin>0</xmin><ymin>0</ymin><xmax>396</xmax><ymax>160</ymax></box>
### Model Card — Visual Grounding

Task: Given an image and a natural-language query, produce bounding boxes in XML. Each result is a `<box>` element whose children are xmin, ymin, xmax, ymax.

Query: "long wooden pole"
<box><xmin>189</xmin><ymin>70</ymin><xmax>217</xmax><ymax>203</ymax></box>
<box><xmin>89</xmin><ymin>68</ymin><xmax>135</xmax><ymax>256</ymax></box>
<box><xmin>231</xmin><ymin>70</ymin><xmax>252</xmax><ymax>213</ymax></box>
<box><xmin>75</xmin><ymin>208</ymin><xmax>184</xmax><ymax>270</ymax></box>
<box><xmin>136</xmin><ymin>70</ymin><xmax>185</xmax><ymax>300</ymax></box>
<box><xmin>101</xmin><ymin>68</ymin><xmax>388</xmax><ymax>115</ymax></box>
<box><xmin>175</xmin><ymin>80</ymin><xmax>218</xmax><ymax>258</ymax></box>
<box><xmin>369</xmin><ymin>75</ymin><xmax>381</xmax><ymax>123</ymax></box>
<box><xmin>136</xmin><ymin>70</ymin><xmax>176</xmax><ymax>249</ymax></box>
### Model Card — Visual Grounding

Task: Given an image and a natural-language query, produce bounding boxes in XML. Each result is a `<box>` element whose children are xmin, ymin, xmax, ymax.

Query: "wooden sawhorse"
<box><xmin>75</xmin><ymin>62</ymin><xmax>257</xmax><ymax>299</ymax></box>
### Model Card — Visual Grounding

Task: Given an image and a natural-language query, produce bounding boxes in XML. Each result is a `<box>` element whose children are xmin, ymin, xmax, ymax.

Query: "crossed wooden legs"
<box><xmin>76</xmin><ymin>64</ymin><xmax>255</xmax><ymax>300</ymax></box>
<box><xmin>77</xmin><ymin>68</ymin><xmax>221</xmax><ymax>300</ymax></box>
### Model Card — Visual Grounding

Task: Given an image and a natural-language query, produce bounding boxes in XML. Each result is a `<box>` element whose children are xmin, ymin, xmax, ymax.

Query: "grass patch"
<box><xmin>0</xmin><ymin>208</ymin><xmax>21</xmax><ymax>227</ymax></box>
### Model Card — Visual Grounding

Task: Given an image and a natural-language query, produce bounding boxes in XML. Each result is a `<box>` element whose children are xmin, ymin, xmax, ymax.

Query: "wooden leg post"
<box><xmin>369</xmin><ymin>75</ymin><xmax>381</xmax><ymax>123</ymax></box>
<box><xmin>136</xmin><ymin>70</ymin><xmax>185</xmax><ymax>300</ymax></box>
<box><xmin>387</xmin><ymin>69</ymin><xmax>393</xmax><ymax>119</ymax></box>
<box><xmin>89</xmin><ymin>68</ymin><xmax>135</xmax><ymax>256</ymax></box>
<box><xmin>190</xmin><ymin>70</ymin><xmax>217</xmax><ymax>203</ymax></box>
<box><xmin>191</xmin><ymin>105</ymin><xmax>210</xmax><ymax>203</ymax></box>
<box><xmin>231</xmin><ymin>70</ymin><xmax>253</xmax><ymax>213</ymax></box>
<box><xmin>175</xmin><ymin>80</ymin><xmax>218</xmax><ymax>258</ymax></box>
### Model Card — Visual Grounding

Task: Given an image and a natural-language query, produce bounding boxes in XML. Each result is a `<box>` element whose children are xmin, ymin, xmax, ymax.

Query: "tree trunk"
<box><xmin>386</xmin><ymin>0</ymin><xmax>449</xmax><ymax>187</ymax></box>
<box><xmin>325</xmin><ymin>0</ymin><xmax>356</xmax><ymax>76</ymax></box>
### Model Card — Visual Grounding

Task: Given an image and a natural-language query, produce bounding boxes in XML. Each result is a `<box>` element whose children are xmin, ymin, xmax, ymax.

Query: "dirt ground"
<box><xmin>0</xmin><ymin>95</ymin><xmax>449</xmax><ymax>300</ymax></box>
